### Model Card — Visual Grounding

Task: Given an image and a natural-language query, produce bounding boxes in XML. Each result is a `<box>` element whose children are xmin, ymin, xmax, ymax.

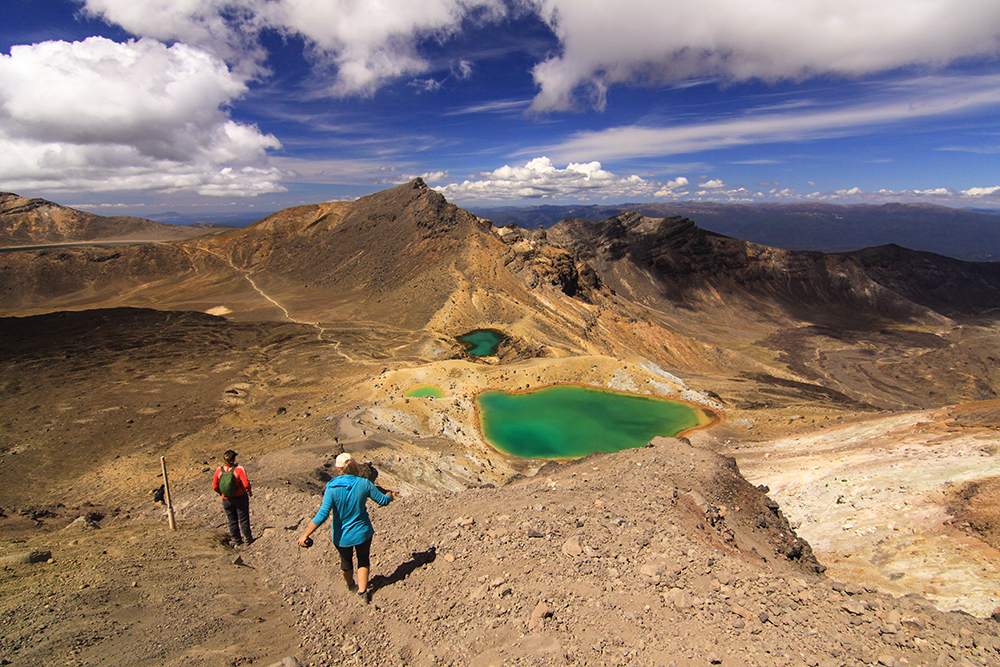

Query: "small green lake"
<box><xmin>457</xmin><ymin>329</ymin><xmax>505</xmax><ymax>356</ymax></box>
<box><xmin>476</xmin><ymin>384</ymin><xmax>714</xmax><ymax>460</ymax></box>
<box><xmin>404</xmin><ymin>385</ymin><xmax>445</xmax><ymax>399</ymax></box>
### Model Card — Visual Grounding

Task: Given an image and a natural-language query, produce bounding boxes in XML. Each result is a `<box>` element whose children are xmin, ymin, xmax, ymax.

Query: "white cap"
<box><xmin>335</xmin><ymin>452</ymin><xmax>353</xmax><ymax>468</ymax></box>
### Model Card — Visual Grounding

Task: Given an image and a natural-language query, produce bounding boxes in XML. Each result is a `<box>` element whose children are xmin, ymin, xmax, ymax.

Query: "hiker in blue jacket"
<box><xmin>298</xmin><ymin>452</ymin><xmax>394</xmax><ymax>603</ymax></box>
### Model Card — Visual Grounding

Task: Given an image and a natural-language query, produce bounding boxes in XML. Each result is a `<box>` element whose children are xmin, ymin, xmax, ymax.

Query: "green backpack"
<box><xmin>218</xmin><ymin>466</ymin><xmax>240</xmax><ymax>497</ymax></box>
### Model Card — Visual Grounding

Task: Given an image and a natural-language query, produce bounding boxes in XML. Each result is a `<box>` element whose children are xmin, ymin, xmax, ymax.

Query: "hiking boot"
<box><xmin>347</xmin><ymin>581</ymin><xmax>358</xmax><ymax>593</ymax></box>
<box><xmin>357</xmin><ymin>589</ymin><xmax>370</xmax><ymax>604</ymax></box>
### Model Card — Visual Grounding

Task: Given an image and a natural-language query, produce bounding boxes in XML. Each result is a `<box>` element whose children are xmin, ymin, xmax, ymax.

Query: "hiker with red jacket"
<box><xmin>213</xmin><ymin>449</ymin><xmax>253</xmax><ymax>547</ymax></box>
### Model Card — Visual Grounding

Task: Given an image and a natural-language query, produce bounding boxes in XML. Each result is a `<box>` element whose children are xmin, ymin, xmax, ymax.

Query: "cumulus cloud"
<box><xmin>431</xmin><ymin>157</ymin><xmax>1000</xmax><ymax>206</ymax></box>
<box><xmin>82</xmin><ymin>0</ymin><xmax>506</xmax><ymax>96</ymax></box>
<box><xmin>76</xmin><ymin>0</ymin><xmax>1000</xmax><ymax>106</ymax></box>
<box><xmin>654</xmin><ymin>176</ymin><xmax>689</xmax><ymax>197</ymax></box>
<box><xmin>771</xmin><ymin>185</ymin><xmax>1000</xmax><ymax>205</ymax></box>
<box><xmin>419</xmin><ymin>171</ymin><xmax>450</xmax><ymax>183</ymax></box>
<box><xmin>963</xmin><ymin>186</ymin><xmax>1000</xmax><ymax>196</ymax></box>
<box><xmin>80</xmin><ymin>0</ymin><xmax>265</xmax><ymax>76</ymax></box>
<box><xmin>0</xmin><ymin>37</ymin><xmax>283</xmax><ymax>196</ymax></box>
<box><xmin>527</xmin><ymin>0</ymin><xmax>1000</xmax><ymax>110</ymax></box>
<box><xmin>435</xmin><ymin>157</ymin><xmax>666</xmax><ymax>201</ymax></box>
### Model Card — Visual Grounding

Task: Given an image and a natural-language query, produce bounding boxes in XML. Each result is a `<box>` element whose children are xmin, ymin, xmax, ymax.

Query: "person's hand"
<box><xmin>297</xmin><ymin>535</ymin><xmax>311</xmax><ymax>547</ymax></box>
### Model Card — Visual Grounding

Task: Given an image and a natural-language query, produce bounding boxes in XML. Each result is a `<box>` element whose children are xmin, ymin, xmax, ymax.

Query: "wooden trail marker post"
<box><xmin>160</xmin><ymin>456</ymin><xmax>177</xmax><ymax>530</ymax></box>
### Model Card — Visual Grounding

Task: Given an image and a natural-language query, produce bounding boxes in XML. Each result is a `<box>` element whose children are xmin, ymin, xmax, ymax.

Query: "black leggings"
<box><xmin>336</xmin><ymin>537</ymin><xmax>372</xmax><ymax>571</ymax></box>
<box><xmin>222</xmin><ymin>494</ymin><xmax>252</xmax><ymax>543</ymax></box>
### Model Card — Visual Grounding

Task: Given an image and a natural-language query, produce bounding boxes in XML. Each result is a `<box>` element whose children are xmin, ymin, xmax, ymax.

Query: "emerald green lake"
<box><xmin>457</xmin><ymin>329</ymin><xmax>505</xmax><ymax>356</ymax></box>
<box><xmin>404</xmin><ymin>385</ymin><xmax>445</xmax><ymax>399</ymax></box>
<box><xmin>476</xmin><ymin>385</ymin><xmax>712</xmax><ymax>460</ymax></box>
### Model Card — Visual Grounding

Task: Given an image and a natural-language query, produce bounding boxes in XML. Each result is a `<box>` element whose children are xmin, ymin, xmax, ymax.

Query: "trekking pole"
<box><xmin>160</xmin><ymin>456</ymin><xmax>177</xmax><ymax>530</ymax></box>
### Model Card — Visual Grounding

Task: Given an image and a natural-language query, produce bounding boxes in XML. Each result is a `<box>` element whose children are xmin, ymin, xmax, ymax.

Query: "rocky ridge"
<box><xmin>0</xmin><ymin>192</ymin><xmax>210</xmax><ymax>247</ymax></box>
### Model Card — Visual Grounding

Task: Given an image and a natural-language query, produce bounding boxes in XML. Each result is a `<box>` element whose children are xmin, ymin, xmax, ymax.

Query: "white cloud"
<box><xmin>77</xmin><ymin>0</ymin><xmax>1000</xmax><ymax>106</ymax></box>
<box><xmin>82</xmin><ymin>0</ymin><xmax>506</xmax><ymax>96</ymax></box>
<box><xmin>419</xmin><ymin>171</ymin><xmax>450</xmax><ymax>183</ymax></box>
<box><xmin>529</xmin><ymin>75</ymin><xmax>1000</xmax><ymax>162</ymax></box>
<box><xmin>434</xmin><ymin>157</ymin><xmax>663</xmax><ymax>201</ymax></box>
<box><xmin>432</xmin><ymin>158</ymin><xmax>1000</xmax><ymax>206</ymax></box>
<box><xmin>653</xmin><ymin>176</ymin><xmax>689</xmax><ymax>197</ymax></box>
<box><xmin>0</xmin><ymin>37</ymin><xmax>283</xmax><ymax>196</ymax></box>
<box><xmin>758</xmin><ymin>185</ymin><xmax>1000</xmax><ymax>205</ymax></box>
<box><xmin>80</xmin><ymin>0</ymin><xmax>267</xmax><ymax>78</ymax></box>
<box><xmin>455</xmin><ymin>59</ymin><xmax>474</xmax><ymax>80</ymax></box>
<box><xmin>409</xmin><ymin>78</ymin><xmax>443</xmax><ymax>93</ymax></box>
<box><xmin>527</xmin><ymin>0</ymin><xmax>1000</xmax><ymax>111</ymax></box>
<box><xmin>963</xmin><ymin>186</ymin><xmax>1000</xmax><ymax>196</ymax></box>
<box><xmin>835</xmin><ymin>187</ymin><xmax>865</xmax><ymax>196</ymax></box>
<box><xmin>444</xmin><ymin>99</ymin><xmax>531</xmax><ymax>116</ymax></box>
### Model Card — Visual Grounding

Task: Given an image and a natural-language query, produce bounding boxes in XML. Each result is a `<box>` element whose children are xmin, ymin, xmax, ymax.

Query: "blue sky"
<box><xmin>1</xmin><ymin>0</ymin><xmax>999</xmax><ymax>220</ymax></box>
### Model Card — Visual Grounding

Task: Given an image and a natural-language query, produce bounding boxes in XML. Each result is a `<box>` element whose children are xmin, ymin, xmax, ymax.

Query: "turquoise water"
<box><xmin>476</xmin><ymin>385</ymin><xmax>710</xmax><ymax>459</ymax></box>
<box><xmin>405</xmin><ymin>385</ymin><xmax>445</xmax><ymax>398</ymax></box>
<box><xmin>457</xmin><ymin>329</ymin><xmax>505</xmax><ymax>356</ymax></box>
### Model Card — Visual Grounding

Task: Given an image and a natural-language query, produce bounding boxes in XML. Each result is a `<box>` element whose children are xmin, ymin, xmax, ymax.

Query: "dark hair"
<box><xmin>223</xmin><ymin>450</ymin><xmax>237</xmax><ymax>465</ymax></box>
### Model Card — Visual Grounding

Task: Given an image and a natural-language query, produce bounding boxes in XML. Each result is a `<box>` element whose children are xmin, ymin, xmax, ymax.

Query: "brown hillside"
<box><xmin>3</xmin><ymin>180</ymin><xmax>1000</xmax><ymax>414</ymax></box>
<box><xmin>2</xmin><ymin>182</ymin><xmax>1000</xmax><ymax>665</ymax></box>
<box><xmin>0</xmin><ymin>192</ymin><xmax>211</xmax><ymax>246</ymax></box>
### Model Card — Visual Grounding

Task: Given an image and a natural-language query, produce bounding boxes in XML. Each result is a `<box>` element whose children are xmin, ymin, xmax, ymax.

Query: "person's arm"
<box><xmin>237</xmin><ymin>466</ymin><xmax>252</xmax><ymax>497</ymax></box>
<box><xmin>369</xmin><ymin>482</ymin><xmax>394</xmax><ymax>506</ymax></box>
<box><xmin>298</xmin><ymin>521</ymin><xmax>319</xmax><ymax>546</ymax></box>
<box><xmin>297</xmin><ymin>485</ymin><xmax>334</xmax><ymax>545</ymax></box>
<box><xmin>212</xmin><ymin>468</ymin><xmax>221</xmax><ymax>495</ymax></box>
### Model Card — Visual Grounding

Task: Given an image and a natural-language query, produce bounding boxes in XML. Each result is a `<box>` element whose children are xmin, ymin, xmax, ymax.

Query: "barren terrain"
<box><xmin>2</xmin><ymin>181</ymin><xmax>1000</xmax><ymax>666</ymax></box>
<box><xmin>724</xmin><ymin>403</ymin><xmax>1000</xmax><ymax>616</ymax></box>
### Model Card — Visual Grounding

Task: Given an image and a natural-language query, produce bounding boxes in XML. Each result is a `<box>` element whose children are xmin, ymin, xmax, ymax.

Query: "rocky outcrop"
<box><xmin>544</xmin><ymin>211</ymin><xmax>980</xmax><ymax>327</ymax></box>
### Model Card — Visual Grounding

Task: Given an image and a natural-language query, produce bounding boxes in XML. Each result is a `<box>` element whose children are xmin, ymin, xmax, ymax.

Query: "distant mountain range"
<box><xmin>144</xmin><ymin>210</ymin><xmax>260</xmax><ymax>228</ymax></box>
<box><xmin>6</xmin><ymin>192</ymin><xmax>998</xmax><ymax>262</ymax></box>
<box><xmin>470</xmin><ymin>201</ymin><xmax>1000</xmax><ymax>262</ymax></box>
